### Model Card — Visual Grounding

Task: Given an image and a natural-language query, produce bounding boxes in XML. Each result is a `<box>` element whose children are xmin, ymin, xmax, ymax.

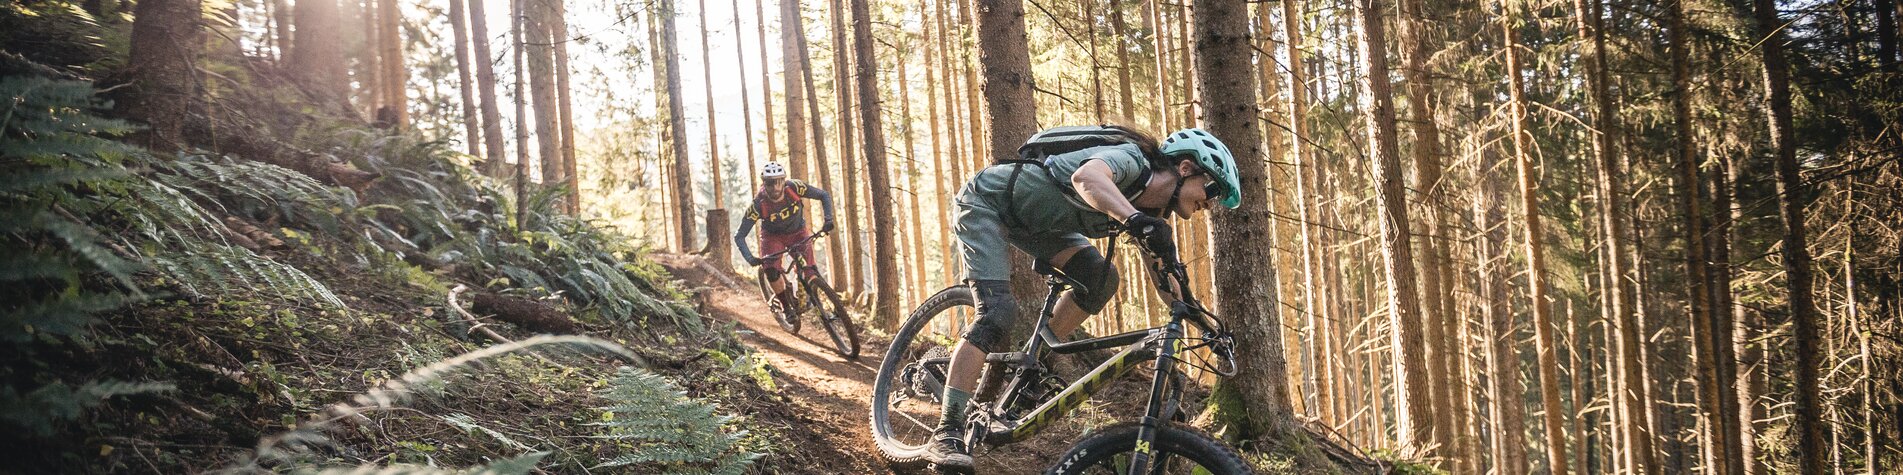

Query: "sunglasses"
<box><xmin>1188</xmin><ymin>169</ymin><xmax>1224</xmax><ymax>201</ymax></box>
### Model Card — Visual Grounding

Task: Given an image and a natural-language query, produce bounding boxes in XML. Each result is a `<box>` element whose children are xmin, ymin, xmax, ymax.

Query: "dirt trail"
<box><xmin>654</xmin><ymin>254</ymin><xmax>1091</xmax><ymax>474</ymax></box>
<box><xmin>653</xmin><ymin>253</ymin><xmax>890</xmax><ymax>473</ymax></box>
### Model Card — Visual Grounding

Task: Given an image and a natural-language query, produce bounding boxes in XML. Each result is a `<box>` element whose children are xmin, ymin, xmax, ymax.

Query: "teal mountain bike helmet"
<box><xmin>1161</xmin><ymin>128</ymin><xmax>1241</xmax><ymax>209</ymax></box>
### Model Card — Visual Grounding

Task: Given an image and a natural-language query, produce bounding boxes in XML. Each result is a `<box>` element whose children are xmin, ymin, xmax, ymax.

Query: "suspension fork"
<box><xmin>1128</xmin><ymin>320</ymin><xmax>1184</xmax><ymax>474</ymax></box>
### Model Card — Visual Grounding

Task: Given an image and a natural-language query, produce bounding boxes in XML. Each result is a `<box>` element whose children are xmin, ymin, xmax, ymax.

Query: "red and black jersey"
<box><xmin>744</xmin><ymin>179</ymin><xmax>832</xmax><ymax>236</ymax></box>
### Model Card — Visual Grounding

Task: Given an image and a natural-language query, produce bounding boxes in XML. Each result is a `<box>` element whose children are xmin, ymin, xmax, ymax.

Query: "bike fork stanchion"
<box><xmin>1129</xmin><ymin>321</ymin><xmax>1183</xmax><ymax>475</ymax></box>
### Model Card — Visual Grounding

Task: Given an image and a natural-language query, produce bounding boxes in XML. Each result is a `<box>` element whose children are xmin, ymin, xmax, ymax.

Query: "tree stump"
<box><xmin>702</xmin><ymin>209</ymin><xmax>731</xmax><ymax>273</ymax></box>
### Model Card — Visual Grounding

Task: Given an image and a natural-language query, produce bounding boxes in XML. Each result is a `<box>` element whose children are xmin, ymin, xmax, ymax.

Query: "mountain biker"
<box><xmin>735</xmin><ymin>162</ymin><xmax>837</xmax><ymax>321</ymax></box>
<box><xmin>926</xmin><ymin>127</ymin><xmax>1241</xmax><ymax>472</ymax></box>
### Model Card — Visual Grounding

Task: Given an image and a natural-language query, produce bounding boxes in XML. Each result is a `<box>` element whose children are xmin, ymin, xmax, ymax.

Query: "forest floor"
<box><xmin>653</xmin><ymin>253</ymin><xmax>1156</xmax><ymax>474</ymax></box>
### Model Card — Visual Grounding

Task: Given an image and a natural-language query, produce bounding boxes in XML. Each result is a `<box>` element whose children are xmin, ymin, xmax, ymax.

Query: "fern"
<box><xmin>0</xmin><ymin>381</ymin><xmax>175</xmax><ymax>437</ymax></box>
<box><xmin>284</xmin><ymin>451</ymin><xmax>550</xmax><ymax>475</ymax></box>
<box><xmin>586</xmin><ymin>368</ymin><xmax>760</xmax><ymax>474</ymax></box>
<box><xmin>250</xmin><ymin>335</ymin><xmax>641</xmax><ymax>464</ymax></box>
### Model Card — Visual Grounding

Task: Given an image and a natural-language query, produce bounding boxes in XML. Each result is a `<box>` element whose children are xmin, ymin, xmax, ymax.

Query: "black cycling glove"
<box><xmin>1122</xmin><ymin>212</ymin><xmax>1176</xmax><ymax>261</ymax></box>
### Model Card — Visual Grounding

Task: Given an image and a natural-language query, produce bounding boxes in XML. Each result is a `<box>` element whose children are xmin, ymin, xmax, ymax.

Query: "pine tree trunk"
<box><xmin>661</xmin><ymin>0</ymin><xmax>698</xmax><ymax>250</ymax></box>
<box><xmin>377</xmin><ymin>0</ymin><xmax>407</xmax><ymax>127</ymax></box>
<box><xmin>796</xmin><ymin>13</ymin><xmax>846</xmax><ymax>280</ymax></box>
<box><xmin>1196</xmin><ymin>0</ymin><xmax>1303</xmax><ymax>448</ymax></box>
<box><xmin>271</xmin><ymin>0</ymin><xmax>292</xmax><ymax>60</ymax></box>
<box><xmin>1718</xmin><ymin>153</ymin><xmax>1764</xmax><ymax>475</ymax></box>
<box><xmin>289</xmin><ymin>0</ymin><xmax>347</xmax><ymax>104</ymax></box>
<box><xmin>1354</xmin><ymin>0</ymin><xmax>1435</xmax><ymax>452</ymax></box>
<box><xmin>829</xmin><ymin>0</ymin><xmax>864</xmax><ymax>298</ymax></box>
<box><xmin>1668</xmin><ymin>1</ymin><xmax>1728</xmax><ymax>471</ymax></box>
<box><xmin>1476</xmin><ymin>125</ymin><xmax>1529</xmax><ymax>475</ymax></box>
<box><xmin>699</xmin><ymin>0</ymin><xmax>725</xmax><ymax>210</ymax></box>
<box><xmin>1147</xmin><ymin>0</ymin><xmax>1169</xmax><ymax>131</ymax></box>
<box><xmin>1570</xmin><ymin>0</ymin><xmax>1653</xmax><ymax>469</ymax></box>
<box><xmin>970</xmin><ymin>0</ymin><xmax>1044</xmax><ymax>324</ymax></box>
<box><xmin>780</xmin><ymin>0</ymin><xmax>809</xmax><ymax>178</ymax></box>
<box><xmin>468</xmin><ymin>0</ymin><xmax>508</xmax><ymax>177</ymax></box>
<box><xmin>959</xmin><ymin>0</ymin><xmax>987</xmax><ymax>166</ymax></box>
<box><xmin>756</xmin><ymin>0</ymin><xmax>778</xmax><ymax>169</ymax></box>
<box><xmin>733</xmin><ymin>0</ymin><xmax>759</xmax><ymax>191</ymax></box>
<box><xmin>512</xmin><ymin>0</ymin><xmax>531</xmax><ymax>224</ymax></box>
<box><xmin>851</xmin><ymin>0</ymin><xmax>899</xmax><ymax>327</ymax></box>
<box><xmin>1278</xmin><ymin>0</ymin><xmax>1329</xmax><ymax>429</ymax></box>
<box><xmin>450</xmin><ymin>0</ymin><xmax>481</xmax><ymax>157</ymax></box>
<box><xmin>123</xmin><ymin>0</ymin><xmax>203</xmax><ymax>149</ymax></box>
<box><xmin>650</xmin><ymin>6</ymin><xmax>676</xmax><ymax>242</ymax></box>
<box><xmin>1753</xmin><ymin>0</ymin><xmax>1825</xmax><ymax>469</ymax></box>
<box><xmin>1503</xmin><ymin>8</ymin><xmax>1571</xmax><ymax>474</ymax></box>
<box><xmin>898</xmin><ymin>46</ymin><xmax>928</xmax><ymax>304</ymax></box>
<box><xmin>527</xmin><ymin>0</ymin><xmax>562</xmax><ymax>193</ymax></box>
<box><xmin>927</xmin><ymin>0</ymin><xmax>956</xmax><ymax>292</ymax></box>
<box><xmin>1110</xmin><ymin>0</ymin><xmax>1134</xmax><ymax>121</ymax></box>
<box><xmin>361</xmin><ymin>0</ymin><xmax>381</xmax><ymax>116</ymax></box>
<box><xmin>1397</xmin><ymin>0</ymin><xmax>1460</xmax><ymax>462</ymax></box>
<box><xmin>554</xmin><ymin>0</ymin><xmax>578</xmax><ymax>211</ymax></box>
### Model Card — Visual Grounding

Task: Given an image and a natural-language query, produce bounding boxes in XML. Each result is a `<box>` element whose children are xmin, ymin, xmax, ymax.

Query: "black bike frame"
<box><xmin>971</xmin><ymin>250</ymin><xmax>1228</xmax><ymax>475</ymax></box>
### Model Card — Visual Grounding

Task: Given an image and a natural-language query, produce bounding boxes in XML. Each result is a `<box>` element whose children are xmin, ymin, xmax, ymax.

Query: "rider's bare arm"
<box><xmin>1070</xmin><ymin>160</ymin><xmax>1139</xmax><ymax>222</ymax></box>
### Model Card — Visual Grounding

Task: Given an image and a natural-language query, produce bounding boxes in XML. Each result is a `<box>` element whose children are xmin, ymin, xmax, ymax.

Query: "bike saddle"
<box><xmin>1030</xmin><ymin>259</ymin><xmax>1086</xmax><ymax>291</ymax></box>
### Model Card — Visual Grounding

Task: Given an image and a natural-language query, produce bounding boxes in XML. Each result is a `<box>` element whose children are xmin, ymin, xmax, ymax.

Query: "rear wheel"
<box><xmin>805</xmin><ymin>277</ymin><xmax>859</xmax><ymax>359</ymax></box>
<box><xmin>1045</xmin><ymin>423</ymin><xmax>1254</xmax><ymax>475</ymax></box>
<box><xmin>870</xmin><ymin>285</ymin><xmax>975</xmax><ymax>470</ymax></box>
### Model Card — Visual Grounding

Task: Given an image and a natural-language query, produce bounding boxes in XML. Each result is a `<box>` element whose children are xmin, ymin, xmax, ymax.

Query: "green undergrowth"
<box><xmin>1</xmin><ymin>72</ymin><xmax>780</xmax><ymax>473</ymax></box>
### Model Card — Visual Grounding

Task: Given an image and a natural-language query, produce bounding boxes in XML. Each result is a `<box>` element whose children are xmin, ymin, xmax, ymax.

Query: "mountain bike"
<box><xmin>753</xmin><ymin>231</ymin><xmax>860</xmax><ymax>359</ymax></box>
<box><xmin>868</xmin><ymin>238</ymin><xmax>1251</xmax><ymax>474</ymax></box>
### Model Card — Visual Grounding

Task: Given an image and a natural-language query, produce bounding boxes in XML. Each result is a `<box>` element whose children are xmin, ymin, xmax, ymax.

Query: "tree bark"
<box><xmin>125</xmin><ymin>0</ymin><xmax>204</xmax><ymax>150</ymax></box>
<box><xmin>927</xmin><ymin>0</ymin><xmax>957</xmax><ymax>292</ymax></box>
<box><xmin>1147</xmin><ymin>0</ymin><xmax>1169</xmax><ymax>131</ymax></box>
<box><xmin>1504</xmin><ymin>12</ymin><xmax>1570</xmax><ymax>471</ymax></box>
<box><xmin>757</xmin><ymin>0</ymin><xmax>779</xmax><ymax>169</ymax></box>
<box><xmin>512</xmin><ymin>0</ymin><xmax>531</xmax><ymax>224</ymax></box>
<box><xmin>1570</xmin><ymin>0</ymin><xmax>1653</xmax><ymax>468</ymax></box>
<box><xmin>469</xmin><ymin>0</ymin><xmax>508</xmax><ymax>177</ymax></box>
<box><xmin>898</xmin><ymin>44</ymin><xmax>927</xmax><ymax>304</ymax></box>
<box><xmin>699</xmin><ymin>0</ymin><xmax>725</xmax><ymax>209</ymax></box>
<box><xmin>851</xmin><ymin>0</ymin><xmax>899</xmax><ymax>328</ymax></box>
<box><xmin>553</xmin><ymin>0</ymin><xmax>578</xmax><ymax>211</ymax></box>
<box><xmin>780</xmin><ymin>0</ymin><xmax>809</xmax><ymax>178</ymax></box>
<box><xmin>270</xmin><ymin>0</ymin><xmax>292</xmax><ymax>60</ymax></box>
<box><xmin>1668</xmin><ymin>1</ymin><xmax>1728</xmax><ymax>471</ymax></box>
<box><xmin>734</xmin><ymin>0</ymin><xmax>760</xmax><ymax>191</ymax></box>
<box><xmin>1396</xmin><ymin>0</ymin><xmax>1459</xmax><ymax>463</ymax></box>
<box><xmin>1753</xmin><ymin>0</ymin><xmax>1826</xmax><ymax>470</ymax></box>
<box><xmin>289</xmin><ymin>0</ymin><xmax>348</xmax><ymax>104</ymax></box>
<box><xmin>1476</xmin><ymin>121</ymin><xmax>1529</xmax><ymax>475</ymax></box>
<box><xmin>449</xmin><ymin>0</ymin><xmax>482</xmax><ymax>157</ymax></box>
<box><xmin>1196</xmin><ymin>0</ymin><xmax>1303</xmax><ymax>448</ymax></box>
<box><xmin>970</xmin><ymin>0</ymin><xmax>1044</xmax><ymax>325</ymax></box>
<box><xmin>1354</xmin><ymin>0</ymin><xmax>1435</xmax><ymax>452</ymax></box>
<box><xmin>527</xmin><ymin>0</ymin><xmax>561</xmax><ymax>189</ymax></box>
<box><xmin>791</xmin><ymin>8</ymin><xmax>846</xmax><ymax>280</ymax></box>
<box><xmin>829</xmin><ymin>0</ymin><xmax>864</xmax><ymax>298</ymax></box>
<box><xmin>376</xmin><ymin>0</ymin><xmax>407</xmax><ymax>127</ymax></box>
<box><xmin>360</xmin><ymin>0</ymin><xmax>381</xmax><ymax>116</ymax></box>
<box><xmin>661</xmin><ymin>0</ymin><xmax>698</xmax><ymax>250</ymax></box>
<box><xmin>1110</xmin><ymin>0</ymin><xmax>1134</xmax><ymax>121</ymax></box>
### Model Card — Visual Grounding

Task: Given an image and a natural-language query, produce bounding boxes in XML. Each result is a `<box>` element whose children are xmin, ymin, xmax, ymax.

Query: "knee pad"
<box><xmin>962</xmin><ymin>280</ymin><xmax>1018</xmax><ymax>353</ymax></box>
<box><xmin>763</xmin><ymin>266</ymin><xmax>785</xmax><ymax>283</ymax></box>
<box><xmin>1060</xmin><ymin>247</ymin><xmax>1119</xmax><ymax>314</ymax></box>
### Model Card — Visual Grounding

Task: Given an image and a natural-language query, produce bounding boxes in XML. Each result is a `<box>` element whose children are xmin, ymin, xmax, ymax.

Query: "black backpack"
<box><xmin>1003</xmin><ymin>125</ymin><xmax>1158</xmax><ymax>201</ymax></box>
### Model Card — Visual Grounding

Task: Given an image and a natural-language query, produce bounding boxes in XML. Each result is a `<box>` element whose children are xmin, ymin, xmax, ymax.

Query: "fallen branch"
<box><xmin>468</xmin><ymin>291</ymin><xmax>582</xmax><ymax>334</ymax></box>
<box><xmin>448</xmin><ymin>285</ymin><xmax>512</xmax><ymax>344</ymax></box>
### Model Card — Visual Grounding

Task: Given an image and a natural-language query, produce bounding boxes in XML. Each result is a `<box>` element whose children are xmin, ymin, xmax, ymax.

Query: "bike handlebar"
<box><xmin>756</xmin><ymin>230</ymin><xmax>829</xmax><ymax>261</ymax></box>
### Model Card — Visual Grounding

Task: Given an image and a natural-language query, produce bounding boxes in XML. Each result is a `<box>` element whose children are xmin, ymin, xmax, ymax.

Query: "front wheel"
<box><xmin>758</xmin><ymin>267</ymin><xmax>800</xmax><ymax>334</ymax></box>
<box><xmin>805</xmin><ymin>277</ymin><xmax>860</xmax><ymax>359</ymax></box>
<box><xmin>1046</xmin><ymin>423</ymin><xmax>1254</xmax><ymax>475</ymax></box>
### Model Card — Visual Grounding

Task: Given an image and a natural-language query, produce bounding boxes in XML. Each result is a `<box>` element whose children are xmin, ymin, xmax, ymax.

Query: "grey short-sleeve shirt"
<box><xmin>959</xmin><ymin>143</ymin><xmax>1150</xmax><ymax>239</ymax></box>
